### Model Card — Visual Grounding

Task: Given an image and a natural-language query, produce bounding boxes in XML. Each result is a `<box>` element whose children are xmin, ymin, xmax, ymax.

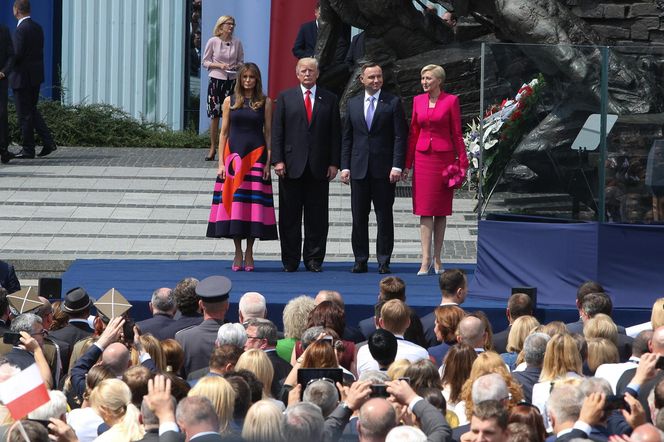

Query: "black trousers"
<box><xmin>0</xmin><ymin>80</ymin><xmax>7</xmax><ymax>152</ymax></box>
<box><xmin>350</xmin><ymin>176</ymin><xmax>395</xmax><ymax>265</ymax></box>
<box><xmin>278</xmin><ymin>166</ymin><xmax>329</xmax><ymax>268</ymax></box>
<box><xmin>13</xmin><ymin>85</ymin><xmax>54</xmax><ymax>154</ymax></box>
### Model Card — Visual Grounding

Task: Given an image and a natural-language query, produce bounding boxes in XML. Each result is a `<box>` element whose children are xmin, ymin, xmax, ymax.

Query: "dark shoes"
<box><xmin>38</xmin><ymin>145</ymin><xmax>57</xmax><ymax>157</ymax></box>
<box><xmin>0</xmin><ymin>151</ymin><xmax>14</xmax><ymax>164</ymax></box>
<box><xmin>351</xmin><ymin>262</ymin><xmax>368</xmax><ymax>273</ymax></box>
<box><xmin>283</xmin><ymin>264</ymin><xmax>298</xmax><ymax>272</ymax></box>
<box><xmin>306</xmin><ymin>261</ymin><xmax>322</xmax><ymax>272</ymax></box>
<box><xmin>378</xmin><ymin>263</ymin><xmax>391</xmax><ymax>274</ymax></box>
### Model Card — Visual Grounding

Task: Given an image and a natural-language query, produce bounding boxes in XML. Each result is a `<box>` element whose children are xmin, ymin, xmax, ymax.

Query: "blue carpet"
<box><xmin>61</xmin><ymin>259</ymin><xmax>651</xmax><ymax>331</ymax></box>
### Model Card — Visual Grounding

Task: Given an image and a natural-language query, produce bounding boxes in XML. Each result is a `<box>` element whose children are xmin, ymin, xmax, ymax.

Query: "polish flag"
<box><xmin>0</xmin><ymin>364</ymin><xmax>50</xmax><ymax>419</ymax></box>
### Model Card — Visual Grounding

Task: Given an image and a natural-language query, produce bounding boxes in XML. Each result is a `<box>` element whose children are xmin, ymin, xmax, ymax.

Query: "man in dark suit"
<box><xmin>243</xmin><ymin>318</ymin><xmax>292</xmax><ymax>398</ymax></box>
<box><xmin>292</xmin><ymin>3</ymin><xmax>320</xmax><ymax>59</ymax></box>
<box><xmin>136</xmin><ymin>287</ymin><xmax>176</xmax><ymax>340</ymax></box>
<box><xmin>420</xmin><ymin>268</ymin><xmax>467</xmax><ymax>348</ymax></box>
<box><xmin>48</xmin><ymin>287</ymin><xmax>94</xmax><ymax>372</ymax></box>
<box><xmin>548</xmin><ymin>382</ymin><xmax>601</xmax><ymax>441</ymax></box>
<box><xmin>492</xmin><ymin>292</ymin><xmax>534</xmax><ymax>354</ymax></box>
<box><xmin>512</xmin><ymin>332</ymin><xmax>549</xmax><ymax>403</ymax></box>
<box><xmin>165</xmin><ymin>396</ymin><xmax>223</xmax><ymax>442</ymax></box>
<box><xmin>175</xmin><ymin>276</ymin><xmax>230</xmax><ymax>377</ymax></box>
<box><xmin>9</xmin><ymin>0</ymin><xmax>56</xmax><ymax>159</ymax></box>
<box><xmin>0</xmin><ymin>260</ymin><xmax>21</xmax><ymax>294</ymax></box>
<box><xmin>0</xmin><ymin>24</ymin><xmax>14</xmax><ymax>164</ymax></box>
<box><xmin>340</xmin><ymin>63</ymin><xmax>406</xmax><ymax>274</ymax></box>
<box><xmin>163</xmin><ymin>277</ymin><xmax>203</xmax><ymax>337</ymax></box>
<box><xmin>272</xmin><ymin>57</ymin><xmax>341</xmax><ymax>272</ymax></box>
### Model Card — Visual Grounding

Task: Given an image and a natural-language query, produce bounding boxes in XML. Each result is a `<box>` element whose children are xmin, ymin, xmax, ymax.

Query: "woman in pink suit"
<box><xmin>403</xmin><ymin>64</ymin><xmax>468</xmax><ymax>275</ymax></box>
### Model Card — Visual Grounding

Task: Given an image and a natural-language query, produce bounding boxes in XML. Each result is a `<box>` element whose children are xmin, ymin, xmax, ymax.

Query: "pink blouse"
<box><xmin>202</xmin><ymin>36</ymin><xmax>244</xmax><ymax>80</ymax></box>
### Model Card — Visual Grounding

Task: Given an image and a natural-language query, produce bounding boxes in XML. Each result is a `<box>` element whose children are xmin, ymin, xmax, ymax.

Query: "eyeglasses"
<box><xmin>246</xmin><ymin>335</ymin><xmax>264</xmax><ymax>340</ymax></box>
<box><xmin>31</xmin><ymin>329</ymin><xmax>48</xmax><ymax>337</ymax></box>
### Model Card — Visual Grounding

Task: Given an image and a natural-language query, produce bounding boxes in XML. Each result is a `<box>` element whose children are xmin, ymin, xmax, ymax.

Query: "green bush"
<box><xmin>8</xmin><ymin>101</ymin><xmax>208</xmax><ymax>148</ymax></box>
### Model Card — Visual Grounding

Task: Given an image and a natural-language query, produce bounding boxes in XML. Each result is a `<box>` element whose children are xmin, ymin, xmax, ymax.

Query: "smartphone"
<box><xmin>370</xmin><ymin>384</ymin><xmax>389</xmax><ymax>398</ymax></box>
<box><xmin>604</xmin><ymin>395</ymin><xmax>629</xmax><ymax>412</ymax></box>
<box><xmin>2</xmin><ymin>331</ymin><xmax>21</xmax><ymax>346</ymax></box>
<box><xmin>656</xmin><ymin>356</ymin><xmax>664</xmax><ymax>370</ymax></box>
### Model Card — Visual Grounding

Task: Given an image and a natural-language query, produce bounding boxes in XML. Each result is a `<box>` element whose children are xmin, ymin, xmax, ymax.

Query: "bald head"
<box><xmin>358</xmin><ymin>398</ymin><xmax>396</xmax><ymax>441</ymax></box>
<box><xmin>150</xmin><ymin>287</ymin><xmax>175</xmax><ymax>316</ymax></box>
<box><xmin>653</xmin><ymin>327</ymin><xmax>664</xmax><ymax>355</ymax></box>
<box><xmin>315</xmin><ymin>290</ymin><xmax>344</xmax><ymax>308</ymax></box>
<box><xmin>457</xmin><ymin>316</ymin><xmax>486</xmax><ymax>348</ymax></box>
<box><xmin>102</xmin><ymin>342</ymin><xmax>131</xmax><ymax>376</ymax></box>
<box><xmin>631</xmin><ymin>424</ymin><xmax>663</xmax><ymax>442</ymax></box>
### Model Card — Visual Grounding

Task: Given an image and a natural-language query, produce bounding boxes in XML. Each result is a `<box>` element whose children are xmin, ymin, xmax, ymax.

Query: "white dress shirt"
<box><xmin>594</xmin><ymin>357</ymin><xmax>640</xmax><ymax>393</ymax></box>
<box><xmin>300</xmin><ymin>84</ymin><xmax>317</xmax><ymax>112</ymax></box>
<box><xmin>356</xmin><ymin>335</ymin><xmax>429</xmax><ymax>375</ymax></box>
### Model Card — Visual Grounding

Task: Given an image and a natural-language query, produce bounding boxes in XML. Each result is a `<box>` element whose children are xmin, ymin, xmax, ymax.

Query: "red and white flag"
<box><xmin>0</xmin><ymin>363</ymin><xmax>50</xmax><ymax>419</ymax></box>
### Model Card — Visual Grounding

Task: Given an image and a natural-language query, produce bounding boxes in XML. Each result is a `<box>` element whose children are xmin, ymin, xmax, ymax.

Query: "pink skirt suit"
<box><xmin>405</xmin><ymin>92</ymin><xmax>469</xmax><ymax>216</ymax></box>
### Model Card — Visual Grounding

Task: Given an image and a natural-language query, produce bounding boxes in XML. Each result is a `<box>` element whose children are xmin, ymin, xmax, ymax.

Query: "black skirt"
<box><xmin>207</xmin><ymin>78</ymin><xmax>236</xmax><ymax>118</ymax></box>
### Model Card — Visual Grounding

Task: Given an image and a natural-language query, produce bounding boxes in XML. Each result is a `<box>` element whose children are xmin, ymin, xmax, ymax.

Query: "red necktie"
<box><xmin>304</xmin><ymin>90</ymin><xmax>312</xmax><ymax>123</ymax></box>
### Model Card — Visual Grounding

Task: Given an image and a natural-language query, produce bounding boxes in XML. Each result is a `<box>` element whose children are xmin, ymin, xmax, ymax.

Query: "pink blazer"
<box><xmin>405</xmin><ymin>92</ymin><xmax>468</xmax><ymax>170</ymax></box>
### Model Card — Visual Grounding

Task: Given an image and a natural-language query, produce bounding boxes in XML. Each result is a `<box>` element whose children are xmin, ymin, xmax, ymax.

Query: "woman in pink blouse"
<box><xmin>203</xmin><ymin>15</ymin><xmax>244</xmax><ymax>161</ymax></box>
<box><xmin>403</xmin><ymin>64</ymin><xmax>468</xmax><ymax>276</ymax></box>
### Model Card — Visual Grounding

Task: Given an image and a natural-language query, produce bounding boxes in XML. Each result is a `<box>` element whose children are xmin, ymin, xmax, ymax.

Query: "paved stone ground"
<box><xmin>0</xmin><ymin>147</ymin><xmax>478</xmax><ymax>278</ymax></box>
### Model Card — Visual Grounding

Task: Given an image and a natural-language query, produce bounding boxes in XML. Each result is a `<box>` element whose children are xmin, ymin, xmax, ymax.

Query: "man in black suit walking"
<box><xmin>10</xmin><ymin>0</ymin><xmax>56</xmax><ymax>159</ymax></box>
<box><xmin>341</xmin><ymin>63</ymin><xmax>406</xmax><ymax>274</ymax></box>
<box><xmin>0</xmin><ymin>24</ymin><xmax>14</xmax><ymax>164</ymax></box>
<box><xmin>272</xmin><ymin>57</ymin><xmax>341</xmax><ymax>272</ymax></box>
<box><xmin>292</xmin><ymin>3</ymin><xmax>319</xmax><ymax>59</ymax></box>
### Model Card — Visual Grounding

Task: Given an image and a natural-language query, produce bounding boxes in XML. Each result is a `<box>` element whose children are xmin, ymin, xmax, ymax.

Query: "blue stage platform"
<box><xmin>60</xmin><ymin>258</ymin><xmax>651</xmax><ymax>332</ymax></box>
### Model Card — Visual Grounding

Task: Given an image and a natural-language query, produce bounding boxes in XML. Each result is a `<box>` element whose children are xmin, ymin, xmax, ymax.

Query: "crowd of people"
<box><xmin>1</xmin><ymin>263</ymin><xmax>664</xmax><ymax>442</ymax></box>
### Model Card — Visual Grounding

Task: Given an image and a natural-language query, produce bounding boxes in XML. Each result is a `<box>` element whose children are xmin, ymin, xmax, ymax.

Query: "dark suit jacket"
<box><xmin>341</xmin><ymin>90</ymin><xmax>407</xmax><ymax>179</ymax></box>
<box><xmin>163</xmin><ymin>314</ymin><xmax>203</xmax><ymax>337</ymax></box>
<box><xmin>48</xmin><ymin>321</ymin><xmax>93</xmax><ymax>372</ymax></box>
<box><xmin>137</xmin><ymin>429</ymin><xmax>160</xmax><ymax>442</ymax></box>
<box><xmin>271</xmin><ymin>85</ymin><xmax>341</xmax><ymax>180</ymax></box>
<box><xmin>358</xmin><ymin>316</ymin><xmax>375</xmax><ymax>339</ymax></box>
<box><xmin>616</xmin><ymin>367</ymin><xmax>664</xmax><ymax>423</ymax></box>
<box><xmin>292</xmin><ymin>20</ymin><xmax>317</xmax><ymax>59</ymax></box>
<box><xmin>9</xmin><ymin>17</ymin><xmax>44</xmax><ymax>89</ymax></box>
<box><xmin>0</xmin><ymin>25</ymin><xmax>14</xmax><ymax>83</ymax></box>
<box><xmin>343</xmin><ymin>325</ymin><xmax>365</xmax><ymax>344</ymax></box>
<box><xmin>266</xmin><ymin>349</ymin><xmax>292</xmax><ymax>398</ymax></box>
<box><xmin>136</xmin><ymin>313</ymin><xmax>176</xmax><ymax>340</ymax></box>
<box><xmin>492</xmin><ymin>326</ymin><xmax>510</xmax><ymax>354</ymax></box>
<box><xmin>555</xmin><ymin>429</ymin><xmax>591</xmax><ymax>441</ymax></box>
<box><xmin>176</xmin><ymin>318</ymin><xmax>225</xmax><ymax>377</ymax></box>
<box><xmin>428</xmin><ymin>342</ymin><xmax>452</xmax><ymax>367</ymax></box>
<box><xmin>5</xmin><ymin>347</ymin><xmax>35</xmax><ymax>369</ymax></box>
<box><xmin>0</xmin><ymin>260</ymin><xmax>21</xmax><ymax>293</ymax></box>
<box><xmin>344</xmin><ymin>31</ymin><xmax>365</xmax><ymax>69</ymax></box>
<box><xmin>421</xmin><ymin>311</ymin><xmax>440</xmax><ymax>349</ymax></box>
<box><xmin>512</xmin><ymin>365</ymin><xmax>541</xmax><ymax>403</ymax></box>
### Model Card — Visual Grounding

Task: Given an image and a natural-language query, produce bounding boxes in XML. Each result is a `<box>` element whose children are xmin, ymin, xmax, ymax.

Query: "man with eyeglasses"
<box><xmin>244</xmin><ymin>318</ymin><xmax>292</xmax><ymax>397</ymax></box>
<box><xmin>3</xmin><ymin>312</ymin><xmax>52</xmax><ymax>387</ymax></box>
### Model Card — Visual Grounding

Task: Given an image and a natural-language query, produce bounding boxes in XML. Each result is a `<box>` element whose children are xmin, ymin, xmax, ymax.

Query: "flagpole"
<box><xmin>16</xmin><ymin>420</ymin><xmax>30</xmax><ymax>442</ymax></box>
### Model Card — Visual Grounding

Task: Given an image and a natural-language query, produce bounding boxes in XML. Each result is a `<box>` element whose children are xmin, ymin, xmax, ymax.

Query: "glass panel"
<box><xmin>476</xmin><ymin>42</ymin><xmax>606</xmax><ymax>222</ymax></box>
<box><xmin>184</xmin><ymin>0</ymin><xmax>202</xmax><ymax>131</ymax></box>
<box><xmin>605</xmin><ymin>46</ymin><xmax>664</xmax><ymax>224</ymax></box>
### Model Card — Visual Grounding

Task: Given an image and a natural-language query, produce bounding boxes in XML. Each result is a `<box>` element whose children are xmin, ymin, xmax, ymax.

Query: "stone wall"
<box><xmin>567</xmin><ymin>0</ymin><xmax>664</xmax><ymax>44</ymax></box>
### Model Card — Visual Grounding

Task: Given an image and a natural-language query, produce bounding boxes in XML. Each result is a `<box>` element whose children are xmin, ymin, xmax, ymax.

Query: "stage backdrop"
<box><xmin>470</xmin><ymin>219</ymin><xmax>664</xmax><ymax>309</ymax></box>
<box><xmin>198</xmin><ymin>0</ymin><xmax>315</xmax><ymax>133</ymax></box>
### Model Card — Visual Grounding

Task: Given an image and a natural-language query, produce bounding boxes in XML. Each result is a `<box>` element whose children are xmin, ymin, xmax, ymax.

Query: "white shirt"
<box><xmin>300</xmin><ymin>84</ymin><xmax>317</xmax><ymax>112</ymax></box>
<box><xmin>67</xmin><ymin>408</ymin><xmax>104</xmax><ymax>442</ymax></box>
<box><xmin>356</xmin><ymin>335</ymin><xmax>429</xmax><ymax>376</ymax></box>
<box><xmin>626</xmin><ymin>321</ymin><xmax>651</xmax><ymax>338</ymax></box>
<box><xmin>17</xmin><ymin>16</ymin><xmax>30</xmax><ymax>27</ymax></box>
<box><xmin>595</xmin><ymin>357</ymin><xmax>639</xmax><ymax>393</ymax></box>
<box><xmin>532</xmin><ymin>372</ymin><xmax>583</xmax><ymax>432</ymax></box>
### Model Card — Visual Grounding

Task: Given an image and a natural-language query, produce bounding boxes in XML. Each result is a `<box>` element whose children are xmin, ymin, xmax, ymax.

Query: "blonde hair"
<box><xmin>381</xmin><ymin>299</ymin><xmax>410</xmax><ymax>334</ymax></box>
<box><xmin>583</xmin><ymin>313</ymin><xmax>618</xmax><ymax>345</ymax></box>
<box><xmin>508</xmin><ymin>316</ymin><xmax>540</xmax><ymax>366</ymax></box>
<box><xmin>652</xmin><ymin>298</ymin><xmax>664</xmax><ymax>329</ymax></box>
<box><xmin>421</xmin><ymin>64</ymin><xmax>446</xmax><ymax>84</ymax></box>
<box><xmin>586</xmin><ymin>338</ymin><xmax>619</xmax><ymax>374</ymax></box>
<box><xmin>89</xmin><ymin>379</ymin><xmax>144</xmax><ymax>441</ymax></box>
<box><xmin>139</xmin><ymin>334</ymin><xmax>166</xmax><ymax>370</ymax></box>
<box><xmin>242</xmin><ymin>400</ymin><xmax>284</xmax><ymax>442</ymax></box>
<box><xmin>235</xmin><ymin>349</ymin><xmax>274</xmax><ymax>398</ymax></box>
<box><xmin>535</xmin><ymin>321</ymin><xmax>568</xmax><ymax>338</ymax></box>
<box><xmin>460</xmin><ymin>351</ymin><xmax>524</xmax><ymax>420</ymax></box>
<box><xmin>188</xmin><ymin>376</ymin><xmax>236</xmax><ymax>434</ymax></box>
<box><xmin>213</xmin><ymin>15</ymin><xmax>235</xmax><ymax>37</ymax></box>
<box><xmin>540</xmin><ymin>334</ymin><xmax>583</xmax><ymax>382</ymax></box>
<box><xmin>387</xmin><ymin>359</ymin><xmax>412</xmax><ymax>380</ymax></box>
<box><xmin>283</xmin><ymin>295</ymin><xmax>316</xmax><ymax>339</ymax></box>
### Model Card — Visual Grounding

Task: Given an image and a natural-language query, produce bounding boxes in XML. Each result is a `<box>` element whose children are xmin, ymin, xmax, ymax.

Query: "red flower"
<box><xmin>510</xmin><ymin>110</ymin><xmax>522</xmax><ymax>121</ymax></box>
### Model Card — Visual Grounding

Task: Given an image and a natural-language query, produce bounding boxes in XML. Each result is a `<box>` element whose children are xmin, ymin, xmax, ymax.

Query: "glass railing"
<box><xmin>474</xmin><ymin>42</ymin><xmax>664</xmax><ymax>224</ymax></box>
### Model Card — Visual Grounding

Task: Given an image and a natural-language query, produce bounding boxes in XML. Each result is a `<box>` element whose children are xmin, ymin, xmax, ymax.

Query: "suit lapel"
<box><xmin>310</xmin><ymin>88</ymin><xmax>323</xmax><ymax>127</ymax></box>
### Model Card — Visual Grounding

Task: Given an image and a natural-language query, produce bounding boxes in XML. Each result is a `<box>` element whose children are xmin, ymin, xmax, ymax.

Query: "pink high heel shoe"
<box><xmin>231</xmin><ymin>257</ymin><xmax>244</xmax><ymax>272</ymax></box>
<box><xmin>244</xmin><ymin>257</ymin><xmax>254</xmax><ymax>272</ymax></box>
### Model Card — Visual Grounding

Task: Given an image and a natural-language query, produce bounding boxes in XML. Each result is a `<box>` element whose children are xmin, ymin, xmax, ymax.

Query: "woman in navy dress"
<box><xmin>207</xmin><ymin>63</ymin><xmax>277</xmax><ymax>271</ymax></box>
